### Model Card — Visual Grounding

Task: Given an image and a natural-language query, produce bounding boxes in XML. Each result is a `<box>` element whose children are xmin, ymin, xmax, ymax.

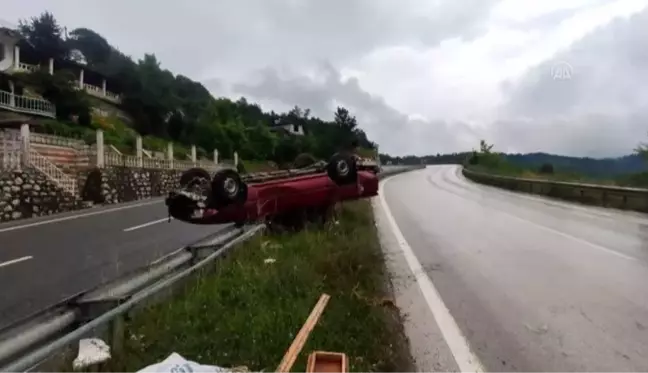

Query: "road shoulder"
<box><xmin>372</xmin><ymin>195</ymin><xmax>460</xmax><ymax>372</ymax></box>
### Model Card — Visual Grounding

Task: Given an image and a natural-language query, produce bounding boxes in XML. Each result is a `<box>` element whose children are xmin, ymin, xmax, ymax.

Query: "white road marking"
<box><xmin>443</xmin><ymin>167</ymin><xmax>639</xmax><ymax>262</ymax></box>
<box><xmin>0</xmin><ymin>256</ymin><xmax>33</xmax><ymax>268</ymax></box>
<box><xmin>492</xmin><ymin>203</ymin><xmax>638</xmax><ymax>262</ymax></box>
<box><xmin>123</xmin><ymin>217</ymin><xmax>172</xmax><ymax>232</ymax></box>
<box><xmin>0</xmin><ymin>200</ymin><xmax>163</xmax><ymax>234</ymax></box>
<box><xmin>378</xmin><ymin>175</ymin><xmax>485</xmax><ymax>372</ymax></box>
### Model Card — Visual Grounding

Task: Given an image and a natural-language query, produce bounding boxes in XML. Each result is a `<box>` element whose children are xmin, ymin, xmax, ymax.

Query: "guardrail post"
<box><xmin>136</xmin><ymin>135</ymin><xmax>143</xmax><ymax>168</ymax></box>
<box><xmin>110</xmin><ymin>314</ymin><xmax>126</xmax><ymax>357</ymax></box>
<box><xmin>20</xmin><ymin>123</ymin><xmax>30</xmax><ymax>168</ymax></box>
<box><xmin>191</xmin><ymin>145</ymin><xmax>197</xmax><ymax>166</ymax></box>
<box><xmin>167</xmin><ymin>142</ymin><xmax>174</xmax><ymax>170</ymax></box>
<box><xmin>96</xmin><ymin>129</ymin><xmax>104</xmax><ymax>168</ymax></box>
<box><xmin>213</xmin><ymin>149</ymin><xmax>219</xmax><ymax>164</ymax></box>
<box><xmin>234</xmin><ymin>151</ymin><xmax>239</xmax><ymax>167</ymax></box>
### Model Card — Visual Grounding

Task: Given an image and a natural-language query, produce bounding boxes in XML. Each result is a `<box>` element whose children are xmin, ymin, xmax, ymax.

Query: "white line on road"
<box><xmin>378</xmin><ymin>175</ymin><xmax>485</xmax><ymax>373</ymax></box>
<box><xmin>439</xmin><ymin>167</ymin><xmax>638</xmax><ymax>262</ymax></box>
<box><xmin>123</xmin><ymin>217</ymin><xmax>172</xmax><ymax>232</ymax></box>
<box><xmin>0</xmin><ymin>200</ymin><xmax>163</xmax><ymax>234</ymax></box>
<box><xmin>0</xmin><ymin>256</ymin><xmax>33</xmax><ymax>268</ymax></box>
<box><xmin>495</xmin><ymin>204</ymin><xmax>638</xmax><ymax>262</ymax></box>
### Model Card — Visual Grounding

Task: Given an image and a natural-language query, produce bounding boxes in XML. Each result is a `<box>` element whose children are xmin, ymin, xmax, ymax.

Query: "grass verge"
<box><xmin>110</xmin><ymin>200</ymin><xmax>414</xmax><ymax>372</ymax></box>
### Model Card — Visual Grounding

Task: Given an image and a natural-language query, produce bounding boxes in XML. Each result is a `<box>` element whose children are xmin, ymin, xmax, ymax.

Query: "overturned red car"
<box><xmin>165</xmin><ymin>153</ymin><xmax>379</xmax><ymax>226</ymax></box>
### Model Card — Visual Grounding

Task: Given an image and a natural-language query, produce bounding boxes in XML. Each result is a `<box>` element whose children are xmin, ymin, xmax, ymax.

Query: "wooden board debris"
<box><xmin>275</xmin><ymin>294</ymin><xmax>331</xmax><ymax>373</ymax></box>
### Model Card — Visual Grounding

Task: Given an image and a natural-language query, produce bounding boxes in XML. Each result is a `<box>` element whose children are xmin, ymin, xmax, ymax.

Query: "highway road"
<box><xmin>0</xmin><ymin>199</ymin><xmax>228</xmax><ymax>330</ymax></box>
<box><xmin>379</xmin><ymin>165</ymin><xmax>648</xmax><ymax>371</ymax></box>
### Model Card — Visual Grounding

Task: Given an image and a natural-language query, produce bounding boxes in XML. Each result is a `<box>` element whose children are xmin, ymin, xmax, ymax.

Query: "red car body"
<box><xmin>179</xmin><ymin>170</ymin><xmax>379</xmax><ymax>225</ymax></box>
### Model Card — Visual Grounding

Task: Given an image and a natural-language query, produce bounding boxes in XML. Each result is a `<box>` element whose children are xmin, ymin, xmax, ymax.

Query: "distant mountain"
<box><xmin>503</xmin><ymin>153</ymin><xmax>648</xmax><ymax>177</ymax></box>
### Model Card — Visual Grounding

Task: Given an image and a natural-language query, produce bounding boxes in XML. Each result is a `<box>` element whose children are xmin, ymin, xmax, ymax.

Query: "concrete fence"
<box><xmin>1</xmin><ymin>125</ymin><xmax>239</xmax><ymax>173</ymax></box>
<box><xmin>462</xmin><ymin>167</ymin><xmax>648</xmax><ymax>213</ymax></box>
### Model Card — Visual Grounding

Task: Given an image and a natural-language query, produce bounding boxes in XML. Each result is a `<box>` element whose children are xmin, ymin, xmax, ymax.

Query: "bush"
<box><xmin>40</xmin><ymin>120</ymin><xmax>93</xmax><ymax>141</ymax></box>
<box><xmin>468</xmin><ymin>151</ymin><xmax>479</xmax><ymax>165</ymax></box>
<box><xmin>15</xmin><ymin>70</ymin><xmax>91</xmax><ymax>124</ymax></box>
<box><xmin>539</xmin><ymin>163</ymin><xmax>554</xmax><ymax>174</ymax></box>
<box><xmin>142</xmin><ymin>136</ymin><xmax>167</xmax><ymax>152</ymax></box>
<box><xmin>294</xmin><ymin>153</ymin><xmax>317</xmax><ymax>168</ymax></box>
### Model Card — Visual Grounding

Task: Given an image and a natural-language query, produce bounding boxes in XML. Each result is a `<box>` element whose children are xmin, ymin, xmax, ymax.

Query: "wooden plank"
<box><xmin>275</xmin><ymin>294</ymin><xmax>331</xmax><ymax>373</ymax></box>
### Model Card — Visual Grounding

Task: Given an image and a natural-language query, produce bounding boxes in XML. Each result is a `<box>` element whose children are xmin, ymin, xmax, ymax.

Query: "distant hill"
<box><xmin>503</xmin><ymin>153</ymin><xmax>647</xmax><ymax>177</ymax></box>
<box><xmin>380</xmin><ymin>152</ymin><xmax>648</xmax><ymax>178</ymax></box>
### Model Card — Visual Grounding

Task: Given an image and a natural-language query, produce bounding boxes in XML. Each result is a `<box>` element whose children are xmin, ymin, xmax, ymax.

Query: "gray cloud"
<box><xmin>1</xmin><ymin>0</ymin><xmax>499</xmax><ymax>79</ymax></box>
<box><xmin>4</xmin><ymin>0</ymin><xmax>648</xmax><ymax>157</ymax></box>
<box><xmin>498</xmin><ymin>7</ymin><xmax>648</xmax><ymax>157</ymax></box>
<box><xmin>232</xmin><ymin>63</ymin><xmax>479</xmax><ymax>155</ymax></box>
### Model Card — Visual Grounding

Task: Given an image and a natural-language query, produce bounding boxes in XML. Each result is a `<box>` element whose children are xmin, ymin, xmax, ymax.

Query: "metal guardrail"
<box><xmin>379</xmin><ymin>165</ymin><xmax>425</xmax><ymax>176</ymax></box>
<box><xmin>0</xmin><ymin>224</ymin><xmax>265</xmax><ymax>372</ymax></box>
<box><xmin>0</xmin><ymin>164</ymin><xmax>424</xmax><ymax>371</ymax></box>
<box><xmin>462</xmin><ymin>167</ymin><xmax>648</xmax><ymax>212</ymax></box>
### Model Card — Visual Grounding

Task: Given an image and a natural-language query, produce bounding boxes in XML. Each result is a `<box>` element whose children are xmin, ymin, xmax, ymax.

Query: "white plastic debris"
<box><xmin>72</xmin><ymin>338</ymin><xmax>111</xmax><ymax>370</ymax></box>
<box><xmin>264</xmin><ymin>257</ymin><xmax>276</xmax><ymax>264</ymax></box>
<box><xmin>137</xmin><ymin>352</ymin><xmax>230</xmax><ymax>373</ymax></box>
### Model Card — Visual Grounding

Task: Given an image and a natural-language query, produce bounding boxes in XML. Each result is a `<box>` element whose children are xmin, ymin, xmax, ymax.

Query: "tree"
<box><xmin>18</xmin><ymin>12</ymin><xmax>69</xmax><ymax>61</ymax></box>
<box><xmin>66</xmin><ymin>28</ymin><xmax>112</xmax><ymax>67</ymax></box>
<box><xmin>539</xmin><ymin>163</ymin><xmax>554</xmax><ymax>174</ymax></box>
<box><xmin>479</xmin><ymin>139</ymin><xmax>494</xmax><ymax>154</ymax></box>
<box><xmin>245</xmin><ymin>122</ymin><xmax>277</xmax><ymax>160</ymax></box>
<box><xmin>334</xmin><ymin>106</ymin><xmax>357</xmax><ymax>130</ymax></box>
<box><xmin>634</xmin><ymin>133</ymin><xmax>648</xmax><ymax>161</ymax></box>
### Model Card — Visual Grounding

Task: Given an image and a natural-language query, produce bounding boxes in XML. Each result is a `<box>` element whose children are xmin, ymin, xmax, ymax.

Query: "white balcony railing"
<box><xmin>76</xmin><ymin>82</ymin><xmax>122</xmax><ymax>104</ymax></box>
<box><xmin>14</xmin><ymin>62</ymin><xmax>39</xmax><ymax>73</ymax></box>
<box><xmin>0</xmin><ymin>90</ymin><xmax>56</xmax><ymax>118</ymax></box>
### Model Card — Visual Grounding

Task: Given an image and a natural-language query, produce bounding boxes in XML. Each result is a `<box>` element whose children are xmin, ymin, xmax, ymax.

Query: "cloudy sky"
<box><xmin>4</xmin><ymin>0</ymin><xmax>648</xmax><ymax>157</ymax></box>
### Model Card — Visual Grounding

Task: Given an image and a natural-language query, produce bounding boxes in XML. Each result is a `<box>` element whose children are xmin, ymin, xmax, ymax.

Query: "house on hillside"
<box><xmin>269</xmin><ymin>117</ymin><xmax>305</xmax><ymax>136</ymax></box>
<box><xmin>0</xmin><ymin>25</ymin><xmax>127</xmax><ymax>122</ymax></box>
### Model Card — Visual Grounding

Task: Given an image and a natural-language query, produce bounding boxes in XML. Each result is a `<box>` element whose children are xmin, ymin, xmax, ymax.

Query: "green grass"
<box><xmin>109</xmin><ymin>201</ymin><xmax>413</xmax><ymax>372</ymax></box>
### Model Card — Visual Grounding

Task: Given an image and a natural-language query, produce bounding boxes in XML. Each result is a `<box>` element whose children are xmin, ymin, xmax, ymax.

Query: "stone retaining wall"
<box><xmin>0</xmin><ymin>169</ymin><xmax>82</xmax><ymax>222</ymax></box>
<box><xmin>82</xmin><ymin>167</ymin><xmax>182</xmax><ymax>204</ymax></box>
<box><xmin>0</xmin><ymin>166</ymin><xmax>184</xmax><ymax>223</ymax></box>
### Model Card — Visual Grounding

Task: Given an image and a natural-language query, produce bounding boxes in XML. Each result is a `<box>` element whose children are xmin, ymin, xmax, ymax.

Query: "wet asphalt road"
<box><xmin>0</xmin><ymin>199</ymin><xmax>228</xmax><ymax>330</ymax></box>
<box><xmin>382</xmin><ymin>165</ymin><xmax>648</xmax><ymax>371</ymax></box>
